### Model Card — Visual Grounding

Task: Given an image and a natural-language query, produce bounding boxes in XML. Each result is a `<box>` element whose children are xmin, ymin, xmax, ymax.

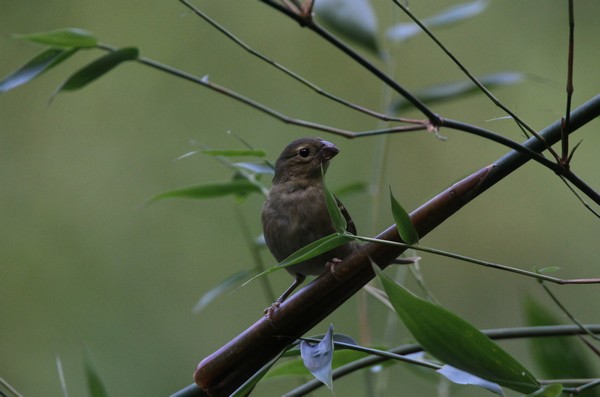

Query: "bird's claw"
<box><xmin>326</xmin><ymin>258</ymin><xmax>343</xmax><ymax>280</ymax></box>
<box><xmin>264</xmin><ymin>300</ymin><xmax>282</xmax><ymax>319</ymax></box>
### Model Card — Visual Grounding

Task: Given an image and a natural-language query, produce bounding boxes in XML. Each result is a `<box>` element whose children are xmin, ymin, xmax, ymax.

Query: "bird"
<box><xmin>261</xmin><ymin>137</ymin><xmax>357</xmax><ymax>314</ymax></box>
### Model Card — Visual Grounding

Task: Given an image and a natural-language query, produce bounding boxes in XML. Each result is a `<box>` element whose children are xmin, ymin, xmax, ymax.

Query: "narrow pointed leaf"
<box><xmin>193</xmin><ymin>269</ymin><xmax>255</xmax><ymax>313</ymax></box>
<box><xmin>323</xmin><ymin>169</ymin><xmax>347</xmax><ymax>233</ymax></box>
<box><xmin>83</xmin><ymin>351</ymin><xmax>108</xmax><ymax>397</ymax></box>
<box><xmin>201</xmin><ymin>149</ymin><xmax>266</xmax><ymax>157</ymax></box>
<box><xmin>0</xmin><ymin>47</ymin><xmax>78</xmax><ymax>93</ymax></box>
<box><xmin>391</xmin><ymin>72</ymin><xmax>525</xmax><ymax>112</ymax></box>
<box><xmin>55</xmin><ymin>47</ymin><xmax>139</xmax><ymax>94</ymax></box>
<box><xmin>375</xmin><ymin>266</ymin><xmax>539</xmax><ymax>394</ymax></box>
<box><xmin>229</xmin><ymin>350</ymin><xmax>287</xmax><ymax>397</ymax></box>
<box><xmin>14</xmin><ymin>28</ymin><xmax>97</xmax><ymax>48</ymax></box>
<box><xmin>300</xmin><ymin>324</ymin><xmax>335</xmax><ymax>390</ymax></box>
<box><xmin>387</xmin><ymin>0</ymin><xmax>490</xmax><ymax>43</ymax></box>
<box><xmin>277</xmin><ymin>233</ymin><xmax>352</xmax><ymax>269</ymax></box>
<box><xmin>150</xmin><ymin>180</ymin><xmax>261</xmax><ymax>202</ymax></box>
<box><xmin>390</xmin><ymin>188</ymin><xmax>419</xmax><ymax>244</ymax></box>
<box><xmin>525</xmin><ymin>297</ymin><xmax>598</xmax><ymax>395</ymax></box>
<box><xmin>314</xmin><ymin>0</ymin><xmax>379</xmax><ymax>53</ymax></box>
<box><xmin>437</xmin><ymin>365</ymin><xmax>504</xmax><ymax>396</ymax></box>
<box><xmin>232</xmin><ymin>162</ymin><xmax>274</xmax><ymax>176</ymax></box>
<box><xmin>241</xmin><ymin>233</ymin><xmax>352</xmax><ymax>288</ymax></box>
<box><xmin>526</xmin><ymin>383</ymin><xmax>563</xmax><ymax>397</ymax></box>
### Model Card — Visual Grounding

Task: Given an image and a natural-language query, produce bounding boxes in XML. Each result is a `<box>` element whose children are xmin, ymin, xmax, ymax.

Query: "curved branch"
<box><xmin>191</xmin><ymin>95</ymin><xmax>600</xmax><ymax>396</ymax></box>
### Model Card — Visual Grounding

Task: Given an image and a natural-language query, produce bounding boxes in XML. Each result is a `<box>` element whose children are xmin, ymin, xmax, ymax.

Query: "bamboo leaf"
<box><xmin>242</xmin><ymin>233</ymin><xmax>352</xmax><ymax>288</ymax></box>
<box><xmin>387</xmin><ymin>0</ymin><xmax>490</xmax><ymax>43</ymax></box>
<box><xmin>391</xmin><ymin>72</ymin><xmax>525</xmax><ymax>112</ymax></box>
<box><xmin>277</xmin><ymin>233</ymin><xmax>353</xmax><ymax>269</ymax></box>
<box><xmin>300</xmin><ymin>324</ymin><xmax>335</xmax><ymax>390</ymax></box>
<box><xmin>192</xmin><ymin>269</ymin><xmax>255</xmax><ymax>313</ymax></box>
<box><xmin>314</xmin><ymin>0</ymin><xmax>379</xmax><ymax>53</ymax></box>
<box><xmin>323</xmin><ymin>168</ymin><xmax>347</xmax><ymax>234</ymax></box>
<box><xmin>83</xmin><ymin>350</ymin><xmax>108</xmax><ymax>397</ymax></box>
<box><xmin>389</xmin><ymin>187</ymin><xmax>419</xmax><ymax>244</ymax></box>
<box><xmin>525</xmin><ymin>383</ymin><xmax>563</xmax><ymax>397</ymax></box>
<box><xmin>437</xmin><ymin>365</ymin><xmax>504</xmax><ymax>396</ymax></box>
<box><xmin>14</xmin><ymin>28</ymin><xmax>97</xmax><ymax>48</ymax></box>
<box><xmin>524</xmin><ymin>297</ymin><xmax>599</xmax><ymax>396</ymax></box>
<box><xmin>0</xmin><ymin>47</ymin><xmax>78</xmax><ymax>93</ymax></box>
<box><xmin>375</xmin><ymin>266</ymin><xmax>540</xmax><ymax>394</ymax></box>
<box><xmin>201</xmin><ymin>149</ymin><xmax>266</xmax><ymax>157</ymax></box>
<box><xmin>54</xmin><ymin>47</ymin><xmax>139</xmax><ymax>94</ymax></box>
<box><xmin>149</xmin><ymin>179</ymin><xmax>261</xmax><ymax>202</ymax></box>
<box><xmin>232</xmin><ymin>162</ymin><xmax>274</xmax><ymax>176</ymax></box>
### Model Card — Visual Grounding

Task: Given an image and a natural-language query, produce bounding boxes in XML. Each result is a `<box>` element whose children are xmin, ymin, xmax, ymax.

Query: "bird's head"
<box><xmin>272</xmin><ymin>137</ymin><xmax>339</xmax><ymax>184</ymax></box>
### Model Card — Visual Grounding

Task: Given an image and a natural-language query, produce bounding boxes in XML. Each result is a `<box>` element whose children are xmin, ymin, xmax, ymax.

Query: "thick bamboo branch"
<box><xmin>190</xmin><ymin>94</ymin><xmax>600</xmax><ymax>397</ymax></box>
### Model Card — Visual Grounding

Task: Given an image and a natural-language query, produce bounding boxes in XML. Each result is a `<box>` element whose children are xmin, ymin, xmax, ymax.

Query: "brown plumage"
<box><xmin>261</xmin><ymin>137</ymin><xmax>357</xmax><ymax>309</ymax></box>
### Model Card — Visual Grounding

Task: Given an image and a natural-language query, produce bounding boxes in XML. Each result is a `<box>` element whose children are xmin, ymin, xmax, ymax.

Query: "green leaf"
<box><xmin>230</xmin><ymin>350</ymin><xmax>287</xmax><ymax>397</ymax></box>
<box><xmin>54</xmin><ymin>47</ymin><xmax>139</xmax><ymax>94</ymax></box>
<box><xmin>192</xmin><ymin>269</ymin><xmax>255</xmax><ymax>313</ymax></box>
<box><xmin>201</xmin><ymin>149</ymin><xmax>266</xmax><ymax>157</ymax></box>
<box><xmin>232</xmin><ymin>162</ymin><xmax>274</xmax><ymax>176</ymax></box>
<box><xmin>314</xmin><ymin>0</ymin><xmax>379</xmax><ymax>54</ymax></box>
<box><xmin>387</xmin><ymin>0</ymin><xmax>490</xmax><ymax>43</ymax></box>
<box><xmin>524</xmin><ymin>297</ymin><xmax>599</xmax><ymax>396</ymax></box>
<box><xmin>389</xmin><ymin>187</ymin><xmax>419</xmax><ymax>244</ymax></box>
<box><xmin>277</xmin><ymin>233</ymin><xmax>353</xmax><ymax>269</ymax></box>
<box><xmin>242</xmin><ymin>233</ymin><xmax>353</xmax><ymax>288</ymax></box>
<box><xmin>149</xmin><ymin>179</ymin><xmax>261</xmax><ymax>202</ymax></box>
<box><xmin>437</xmin><ymin>365</ymin><xmax>504</xmax><ymax>396</ymax></box>
<box><xmin>526</xmin><ymin>383</ymin><xmax>563</xmax><ymax>397</ymax></box>
<box><xmin>0</xmin><ymin>47</ymin><xmax>78</xmax><ymax>93</ymax></box>
<box><xmin>83</xmin><ymin>350</ymin><xmax>108</xmax><ymax>397</ymax></box>
<box><xmin>322</xmin><ymin>168</ymin><xmax>347</xmax><ymax>234</ymax></box>
<box><xmin>391</xmin><ymin>72</ymin><xmax>525</xmax><ymax>112</ymax></box>
<box><xmin>375</xmin><ymin>266</ymin><xmax>540</xmax><ymax>394</ymax></box>
<box><xmin>300</xmin><ymin>324</ymin><xmax>335</xmax><ymax>390</ymax></box>
<box><xmin>14</xmin><ymin>28</ymin><xmax>97</xmax><ymax>48</ymax></box>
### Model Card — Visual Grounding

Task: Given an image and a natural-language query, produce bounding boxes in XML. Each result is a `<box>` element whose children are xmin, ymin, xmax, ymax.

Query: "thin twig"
<box><xmin>389</xmin><ymin>0</ymin><xmax>561</xmax><ymax>163</ymax></box>
<box><xmin>284</xmin><ymin>325</ymin><xmax>600</xmax><ymax>396</ymax></box>
<box><xmin>539</xmin><ymin>282</ymin><xmax>600</xmax><ymax>342</ymax></box>
<box><xmin>259</xmin><ymin>0</ymin><xmax>442</xmax><ymax>124</ymax></box>
<box><xmin>178</xmin><ymin>0</ymin><xmax>425</xmax><ymax>126</ymax></box>
<box><xmin>562</xmin><ymin>0</ymin><xmax>575</xmax><ymax>164</ymax></box>
<box><xmin>353</xmin><ymin>234</ymin><xmax>600</xmax><ymax>285</ymax></box>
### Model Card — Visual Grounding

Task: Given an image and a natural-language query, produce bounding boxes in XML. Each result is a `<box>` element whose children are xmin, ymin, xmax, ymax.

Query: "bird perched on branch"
<box><xmin>261</xmin><ymin>137</ymin><xmax>358</xmax><ymax>314</ymax></box>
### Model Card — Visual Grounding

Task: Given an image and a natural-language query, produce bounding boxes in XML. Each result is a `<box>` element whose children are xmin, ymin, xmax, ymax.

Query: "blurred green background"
<box><xmin>2</xmin><ymin>1</ymin><xmax>599</xmax><ymax>396</ymax></box>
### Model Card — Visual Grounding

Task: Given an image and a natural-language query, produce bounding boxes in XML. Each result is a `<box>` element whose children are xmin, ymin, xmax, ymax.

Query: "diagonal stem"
<box><xmin>190</xmin><ymin>94</ymin><xmax>600</xmax><ymax>396</ymax></box>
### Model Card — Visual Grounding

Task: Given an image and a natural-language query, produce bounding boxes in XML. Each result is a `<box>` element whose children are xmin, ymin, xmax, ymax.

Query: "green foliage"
<box><xmin>0</xmin><ymin>47</ymin><xmax>78</xmax><ymax>92</ymax></box>
<box><xmin>149</xmin><ymin>179</ymin><xmax>262</xmax><ymax>202</ymax></box>
<box><xmin>387</xmin><ymin>0</ymin><xmax>490</xmax><ymax>43</ymax></box>
<box><xmin>83</xmin><ymin>351</ymin><xmax>108</xmax><ymax>397</ymax></box>
<box><xmin>53</xmin><ymin>47</ymin><xmax>139</xmax><ymax>95</ymax></box>
<box><xmin>14</xmin><ymin>28</ymin><xmax>98</xmax><ymax>47</ymax></box>
<box><xmin>375</xmin><ymin>265</ymin><xmax>540</xmax><ymax>394</ymax></box>
<box><xmin>389</xmin><ymin>187</ymin><xmax>419</xmax><ymax>244</ymax></box>
<box><xmin>525</xmin><ymin>297</ymin><xmax>599</xmax><ymax>397</ymax></box>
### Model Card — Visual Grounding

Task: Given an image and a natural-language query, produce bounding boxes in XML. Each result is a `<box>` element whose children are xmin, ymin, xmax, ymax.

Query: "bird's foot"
<box><xmin>326</xmin><ymin>258</ymin><xmax>343</xmax><ymax>280</ymax></box>
<box><xmin>264</xmin><ymin>300</ymin><xmax>282</xmax><ymax>320</ymax></box>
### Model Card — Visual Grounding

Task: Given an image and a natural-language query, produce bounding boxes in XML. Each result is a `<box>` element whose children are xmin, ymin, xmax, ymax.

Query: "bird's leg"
<box><xmin>264</xmin><ymin>273</ymin><xmax>306</xmax><ymax>318</ymax></box>
<box><xmin>326</xmin><ymin>258</ymin><xmax>343</xmax><ymax>280</ymax></box>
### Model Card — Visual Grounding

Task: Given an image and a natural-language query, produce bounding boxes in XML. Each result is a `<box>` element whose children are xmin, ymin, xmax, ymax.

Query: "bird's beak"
<box><xmin>320</xmin><ymin>140</ymin><xmax>339</xmax><ymax>161</ymax></box>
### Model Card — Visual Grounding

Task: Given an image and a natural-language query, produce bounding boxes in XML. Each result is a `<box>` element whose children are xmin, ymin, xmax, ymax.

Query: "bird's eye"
<box><xmin>298</xmin><ymin>147</ymin><xmax>311</xmax><ymax>158</ymax></box>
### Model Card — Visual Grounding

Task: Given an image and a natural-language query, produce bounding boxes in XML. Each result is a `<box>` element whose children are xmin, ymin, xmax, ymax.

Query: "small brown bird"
<box><xmin>261</xmin><ymin>137</ymin><xmax>357</xmax><ymax>312</ymax></box>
